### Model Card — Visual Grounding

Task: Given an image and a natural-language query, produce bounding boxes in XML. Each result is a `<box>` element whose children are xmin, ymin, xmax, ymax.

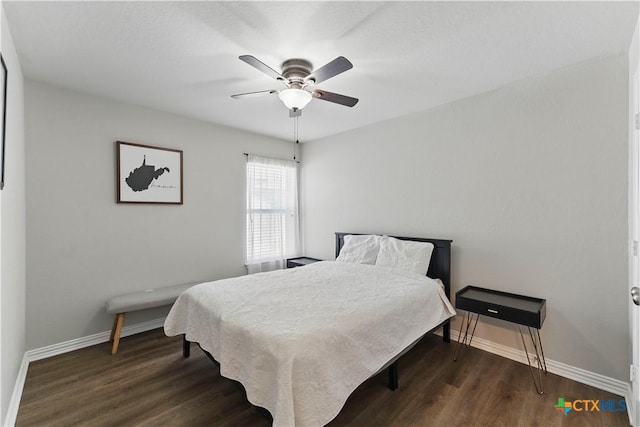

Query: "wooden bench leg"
<box><xmin>110</xmin><ymin>313</ymin><xmax>125</xmax><ymax>355</ymax></box>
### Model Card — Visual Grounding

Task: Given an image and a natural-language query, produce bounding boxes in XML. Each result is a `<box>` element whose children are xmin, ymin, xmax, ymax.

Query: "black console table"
<box><xmin>286</xmin><ymin>256</ymin><xmax>321</xmax><ymax>269</ymax></box>
<box><xmin>454</xmin><ymin>285</ymin><xmax>547</xmax><ymax>394</ymax></box>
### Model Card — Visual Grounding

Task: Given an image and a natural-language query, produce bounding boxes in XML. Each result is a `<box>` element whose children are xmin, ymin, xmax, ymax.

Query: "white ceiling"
<box><xmin>4</xmin><ymin>1</ymin><xmax>639</xmax><ymax>142</ymax></box>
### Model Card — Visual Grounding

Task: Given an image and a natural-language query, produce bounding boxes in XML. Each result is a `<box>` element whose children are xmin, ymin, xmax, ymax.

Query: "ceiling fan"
<box><xmin>231</xmin><ymin>55</ymin><xmax>359</xmax><ymax>117</ymax></box>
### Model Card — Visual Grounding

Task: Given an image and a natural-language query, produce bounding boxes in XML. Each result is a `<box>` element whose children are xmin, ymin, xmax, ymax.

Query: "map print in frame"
<box><xmin>116</xmin><ymin>141</ymin><xmax>183</xmax><ymax>204</ymax></box>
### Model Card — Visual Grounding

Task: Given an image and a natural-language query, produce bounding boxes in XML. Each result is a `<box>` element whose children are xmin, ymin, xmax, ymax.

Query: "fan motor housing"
<box><xmin>281</xmin><ymin>59</ymin><xmax>313</xmax><ymax>83</ymax></box>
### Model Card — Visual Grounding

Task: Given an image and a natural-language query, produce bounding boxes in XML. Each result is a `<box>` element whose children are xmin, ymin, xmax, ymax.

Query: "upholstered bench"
<box><xmin>106</xmin><ymin>283</ymin><xmax>194</xmax><ymax>354</ymax></box>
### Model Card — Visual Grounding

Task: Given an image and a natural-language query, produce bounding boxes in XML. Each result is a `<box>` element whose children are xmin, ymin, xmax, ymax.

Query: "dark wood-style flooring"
<box><xmin>16</xmin><ymin>329</ymin><xmax>629</xmax><ymax>426</ymax></box>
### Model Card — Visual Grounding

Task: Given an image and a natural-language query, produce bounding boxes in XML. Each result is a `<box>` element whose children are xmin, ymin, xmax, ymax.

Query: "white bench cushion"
<box><xmin>106</xmin><ymin>283</ymin><xmax>194</xmax><ymax>314</ymax></box>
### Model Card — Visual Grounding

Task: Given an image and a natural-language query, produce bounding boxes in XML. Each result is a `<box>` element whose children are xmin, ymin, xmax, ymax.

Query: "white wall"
<box><xmin>302</xmin><ymin>54</ymin><xmax>629</xmax><ymax>382</ymax></box>
<box><xmin>24</xmin><ymin>81</ymin><xmax>292</xmax><ymax>350</ymax></box>
<box><xmin>1</xmin><ymin>6</ymin><xmax>26</xmax><ymax>424</ymax></box>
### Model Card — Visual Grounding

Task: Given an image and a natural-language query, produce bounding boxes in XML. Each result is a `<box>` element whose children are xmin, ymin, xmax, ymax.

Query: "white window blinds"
<box><xmin>246</xmin><ymin>154</ymin><xmax>300</xmax><ymax>271</ymax></box>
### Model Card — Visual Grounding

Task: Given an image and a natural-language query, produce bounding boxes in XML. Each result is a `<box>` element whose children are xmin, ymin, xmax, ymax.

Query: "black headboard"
<box><xmin>335</xmin><ymin>232</ymin><xmax>452</xmax><ymax>301</ymax></box>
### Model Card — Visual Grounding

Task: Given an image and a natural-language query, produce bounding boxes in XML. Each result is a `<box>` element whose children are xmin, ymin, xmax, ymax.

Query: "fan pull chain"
<box><xmin>293</xmin><ymin>116</ymin><xmax>299</xmax><ymax>160</ymax></box>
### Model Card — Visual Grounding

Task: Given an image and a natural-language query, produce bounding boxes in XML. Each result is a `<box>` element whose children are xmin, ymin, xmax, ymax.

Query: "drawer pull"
<box><xmin>488</xmin><ymin>309</ymin><xmax>499</xmax><ymax>314</ymax></box>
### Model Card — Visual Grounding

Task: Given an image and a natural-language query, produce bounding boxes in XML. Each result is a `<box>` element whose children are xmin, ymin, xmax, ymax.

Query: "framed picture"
<box><xmin>1</xmin><ymin>53</ymin><xmax>7</xmax><ymax>190</ymax></box>
<box><xmin>116</xmin><ymin>141</ymin><xmax>183</xmax><ymax>204</ymax></box>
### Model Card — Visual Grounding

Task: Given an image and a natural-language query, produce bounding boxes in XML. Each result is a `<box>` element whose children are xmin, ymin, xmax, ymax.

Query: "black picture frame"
<box><xmin>116</xmin><ymin>141</ymin><xmax>183</xmax><ymax>204</ymax></box>
<box><xmin>1</xmin><ymin>53</ymin><xmax>7</xmax><ymax>190</ymax></box>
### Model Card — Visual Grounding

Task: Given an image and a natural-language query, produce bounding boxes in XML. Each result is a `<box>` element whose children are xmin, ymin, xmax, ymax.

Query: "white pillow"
<box><xmin>375</xmin><ymin>235</ymin><xmax>434</xmax><ymax>275</ymax></box>
<box><xmin>336</xmin><ymin>234</ymin><xmax>381</xmax><ymax>265</ymax></box>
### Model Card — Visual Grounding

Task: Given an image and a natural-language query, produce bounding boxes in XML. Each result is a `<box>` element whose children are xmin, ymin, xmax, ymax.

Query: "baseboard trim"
<box><xmin>4</xmin><ymin>354</ymin><xmax>29</xmax><ymax>427</ymax></box>
<box><xmin>3</xmin><ymin>317</ymin><xmax>166</xmax><ymax>427</ymax></box>
<box><xmin>443</xmin><ymin>329</ymin><xmax>629</xmax><ymax>398</ymax></box>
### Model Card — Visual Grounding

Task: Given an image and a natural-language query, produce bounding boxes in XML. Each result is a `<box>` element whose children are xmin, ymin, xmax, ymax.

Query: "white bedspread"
<box><xmin>164</xmin><ymin>261</ymin><xmax>455</xmax><ymax>427</ymax></box>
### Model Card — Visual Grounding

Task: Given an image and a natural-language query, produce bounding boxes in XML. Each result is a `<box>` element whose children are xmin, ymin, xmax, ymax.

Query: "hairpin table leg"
<box><xmin>454</xmin><ymin>311</ymin><xmax>480</xmax><ymax>361</ymax></box>
<box><xmin>518</xmin><ymin>325</ymin><xmax>547</xmax><ymax>394</ymax></box>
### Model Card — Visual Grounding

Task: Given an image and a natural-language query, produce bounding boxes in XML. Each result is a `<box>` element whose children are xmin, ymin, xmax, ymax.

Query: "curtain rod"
<box><xmin>243</xmin><ymin>153</ymin><xmax>300</xmax><ymax>164</ymax></box>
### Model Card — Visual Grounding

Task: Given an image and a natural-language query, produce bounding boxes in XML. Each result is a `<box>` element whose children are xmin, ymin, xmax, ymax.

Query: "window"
<box><xmin>246</xmin><ymin>155</ymin><xmax>300</xmax><ymax>271</ymax></box>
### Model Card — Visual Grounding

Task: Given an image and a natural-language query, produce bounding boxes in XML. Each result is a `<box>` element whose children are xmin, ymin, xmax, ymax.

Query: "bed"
<box><xmin>164</xmin><ymin>232</ymin><xmax>455</xmax><ymax>426</ymax></box>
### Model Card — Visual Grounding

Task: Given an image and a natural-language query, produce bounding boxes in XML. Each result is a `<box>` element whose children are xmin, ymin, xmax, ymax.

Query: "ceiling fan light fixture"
<box><xmin>278</xmin><ymin>88</ymin><xmax>312</xmax><ymax>110</ymax></box>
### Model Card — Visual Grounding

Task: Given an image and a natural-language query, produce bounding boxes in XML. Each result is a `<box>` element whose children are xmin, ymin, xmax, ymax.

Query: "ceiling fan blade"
<box><xmin>312</xmin><ymin>90</ymin><xmax>359</xmax><ymax>107</ymax></box>
<box><xmin>239</xmin><ymin>55</ymin><xmax>285</xmax><ymax>81</ymax></box>
<box><xmin>307</xmin><ymin>57</ymin><xmax>353</xmax><ymax>84</ymax></box>
<box><xmin>231</xmin><ymin>89</ymin><xmax>278</xmax><ymax>99</ymax></box>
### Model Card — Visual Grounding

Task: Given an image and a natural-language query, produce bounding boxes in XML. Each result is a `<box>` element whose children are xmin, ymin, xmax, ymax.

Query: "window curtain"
<box><xmin>246</xmin><ymin>154</ymin><xmax>300</xmax><ymax>274</ymax></box>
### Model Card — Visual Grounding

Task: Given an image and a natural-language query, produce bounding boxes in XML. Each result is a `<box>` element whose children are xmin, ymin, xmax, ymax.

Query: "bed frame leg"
<box><xmin>182</xmin><ymin>335</ymin><xmax>190</xmax><ymax>358</ymax></box>
<box><xmin>443</xmin><ymin>321</ymin><xmax>451</xmax><ymax>343</ymax></box>
<box><xmin>388</xmin><ymin>362</ymin><xmax>398</xmax><ymax>391</ymax></box>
